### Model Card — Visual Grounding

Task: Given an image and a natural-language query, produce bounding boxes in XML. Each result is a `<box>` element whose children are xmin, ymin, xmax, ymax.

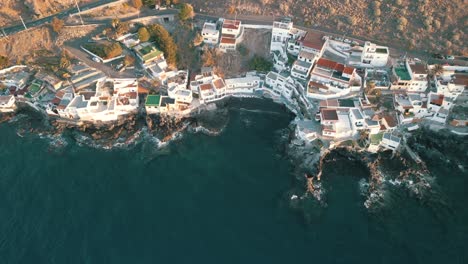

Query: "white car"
<box><xmin>92</xmin><ymin>57</ymin><xmax>100</xmax><ymax>63</ymax></box>
<box><xmin>446</xmin><ymin>55</ymin><xmax>455</xmax><ymax>60</ymax></box>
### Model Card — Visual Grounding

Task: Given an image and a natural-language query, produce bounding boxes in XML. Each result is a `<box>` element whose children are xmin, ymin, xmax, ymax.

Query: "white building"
<box><xmin>394</xmin><ymin>92</ymin><xmax>430</xmax><ymax>124</ymax></box>
<box><xmin>0</xmin><ymin>95</ymin><xmax>16</xmax><ymax>112</ymax></box>
<box><xmin>427</xmin><ymin>92</ymin><xmax>454</xmax><ymax>124</ymax></box>
<box><xmin>391</xmin><ymin>60</ymin><xmax>428</xmax><ymax>92</ymax></box>
<box><xmin>167</xmin><ymin>70</ymin><xmax>189</xmax><ymax>98</ymax></box>
<box><xmin>270</xmin><ymin>18</ymin><xmax>294</xmax><ymax>55</ymax></box>
<box><xmin>219</xmin><ymin>19</ymin><xmax>243</xmax><ymax>52</ymax></box>
<box><xmin>380</xmin><ymin>133</ymin><xmax>401</xmax><ymax>151</ymax></box>
<box><xmin>62</xmin><ymin>78</ymin><xmax>139</xmax><ymax>121</ymax></box>
<box><xmin>307</xmin><ymin>58</ymin><xmax>361</xmax><ymax>99</ymax></box>
<box><xmin>219</xmin><ymin>37</ymin><xmax>237</xmax><ymax>52</ymax></box>
<box><xmin>198</xmin><ymin>77</ymin><xmax>226</xmax><ymax>104</ymax></box>
<box><xmin>349</xmin><ymin>41</ymin><xmax>389</xmax><ymax>67</ymax></box>
<box><xmin>145</xmin><ymin>94</ymin><xmax>161</xmax><ymax>114</ymax></box>
<box><xmin>320</xmin><ymin>108</ymin><xmax>353</xmax><ymax>139</ymax></box>
<box><xmin>224</xmin><ymin>76</ymin><xmax>261</xmax><ymax>95</ymax></box>
<box><xmin>291</xmin><ymin>51</ymin><xmax>314</xmax><ymax>80</ymax></box>
<box><xmin>201</xmin><ymin>22</ymin><xmax>220</xmax><ymax>45</ymax></box>
<box><xmin>435</xmin><ymin>73</ymin><xmax>467</xmax><ymax>99</ymax></box>
<box><xmin>221</xmin><ymin>19</ymin><xmax>242</xmax><ymax>36</ymax></box>
<box><xmin>1</xmin><ymin>71</ymin><xmax>30</xmax><ymax>91</ymax></box>
<box><xmin>190</xmin><ymin>67</ymin><xmax>216</xmax><ymax>94</ymax></box>
<box><xmin>265</xmin><ymin>71</ymin><xmax>295</xmax><ymax>98</ymax></box>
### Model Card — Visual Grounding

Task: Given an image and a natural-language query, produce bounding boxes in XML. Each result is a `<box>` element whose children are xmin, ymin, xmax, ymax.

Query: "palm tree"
<box><xmin>430</xmin><ymin>64</ymin><xmax>444</xmax><ymax>77</ymax></box>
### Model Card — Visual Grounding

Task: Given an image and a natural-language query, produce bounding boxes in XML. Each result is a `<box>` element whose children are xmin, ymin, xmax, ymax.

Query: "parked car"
<box><xmin>92</xmin><ymin>57</ymin><xmax>100</xmax><ymax>63</ymax></box>
<box><xmin>446</xmin><ymin>55</ymin><xmax>455</xmax><ymax>60</ymax></box>
<box><xmin>432</xmin><ymin>53</ymin><xmax>444</xmax><ymax>59</ymax></box>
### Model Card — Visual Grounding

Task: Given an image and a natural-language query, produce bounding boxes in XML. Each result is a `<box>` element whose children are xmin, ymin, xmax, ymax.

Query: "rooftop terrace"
<box><xmin>394</xmin><ymin>65</ymin><xmax>411</xmax><ymax>81</ymax></box>
<box><xmin>145</xmin><ymin>95</ymin><xmax>161</xmax><ymax>106</ymax></box>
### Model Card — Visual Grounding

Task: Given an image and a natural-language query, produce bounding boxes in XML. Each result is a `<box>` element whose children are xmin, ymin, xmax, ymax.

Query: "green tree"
<box><xmin>148</xmin><ymin>24</ymin><xmax>177</xmax><ymax>65</ymax></box>
<box><xmin>248</xmin><ymin>56</ymin><xmax>273</xmax><ymax>72</ymax></box>
<box><xmin>0</xmin><ymin>55</ymin><xmax>9</xmax><ymax>70</ymax></box>
<box><xmin>132</xmin><ymin>0</ymin><xmax>143</xmax><ymax>9</ymax></box>
<box><xmin>138</xmin><ymin>27</ymin><xmax>150</xmax><ymax>42</ymax></box>
<box><xmin>104</xmin><ymin>43</ymin><xmax>123</xmax><ymax>59</ymax></box>
<box><xmin>178</xmin><ymin>3</ymin><xmax>194</xmax><ymax>21</ymax></box>
<box><xmin>124</xmin><ymin>55</ymin><xmax>135</xmax><ymax>66</ymax></box>
<box><xmin>59</xmin><ymin>52</ymin><xmax>71</xmax><ymax>69</ymax></box>
<box><xmin>51</xmin><ymin>17</ymin><xmax>64</xmax><ymax>33</ymax></box>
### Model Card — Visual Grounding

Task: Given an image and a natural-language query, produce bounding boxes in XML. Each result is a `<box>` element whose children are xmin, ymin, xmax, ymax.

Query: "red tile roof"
<box><xmin>430</xmin><ymin>94</ymin><xmax>444</xmax><ymax>106</ymax></box>
<box><xmin>301</xmin><ymin>31</ymin><xmax>325</xmax><ymax>50</ymax></box>
<box><xmin>321</xmin><ymin>109</ymin><xmax>339</xmax><ymax>121</ymax></box>
<box><xmin>220</xmin><ymin>37</ymin><xmax>236</xmax><ymax>44</ymax></box>
<box><xmin>200</xmin><ymin>83</ymin><xmax>213</xmax><ymax>91</ymax></box>
<box><xmin>223</xmin><ymin>20</ymin><xmax>241</xmax><ymax>30</ymax></box>
<box><xmin>383</xmin><ymin>115</ymin><xmax>397</xmax><ymax>128</ymax></box>
<box><xmin>453</xmin><ymin>74</ymin><xmax>468</xmax><ymax>86</ymax></box>
<box><xmin>316</xmin><ymin>58</ymin><xmax>355</xmax><ymax>75</ymax></box>
<box><xmin>213</xmin><ymin>79</ymin><xmax>225</xmax><ymax>89</ymax></box>
<box><xmin>409</xmin><ymin>64</ymin><xmax>427</xmax><ymax>74</ymax></box>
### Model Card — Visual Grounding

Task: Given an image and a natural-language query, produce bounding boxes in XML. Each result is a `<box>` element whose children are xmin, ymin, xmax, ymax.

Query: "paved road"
<box><xmin>1</xmin><ymin>0</ymin><xmax>119</xmax><ymax>36</ymax></box>
<box><xmin>65</xmin><ymin>43</ymin><xmax>135</xmax><ymax>79</ymax></box>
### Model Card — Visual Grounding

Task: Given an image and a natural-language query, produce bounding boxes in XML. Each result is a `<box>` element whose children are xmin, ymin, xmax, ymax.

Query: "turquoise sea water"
<box><xmin>0</xmin><ymin>100</ymin><xmax>467</xmax><ymax>263</ymax></box>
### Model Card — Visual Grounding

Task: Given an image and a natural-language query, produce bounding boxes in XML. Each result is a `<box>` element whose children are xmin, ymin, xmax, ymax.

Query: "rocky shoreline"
<box><xmin>2</xmin><ymin>98</ymin><xmax>466</xmax><ymax>213</ymax></box>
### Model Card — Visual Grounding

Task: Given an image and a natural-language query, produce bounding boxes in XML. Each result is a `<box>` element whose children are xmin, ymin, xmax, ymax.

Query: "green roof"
<box><xmin>370</xmin><ymin>133</ymin><xmax>383</xmax><ymax>145</ymax></box>
<box><xmin>145</xmin><ymin>95</ymin><xmax>161</xmax><ymax>106</ymax></box>
<box><xmin>29</xmin><ymin>80</ymin><xmax>43</xmax><ymax>94</ymax></box>
<box><xmin>135</xmin><ymin>43</ymin><xmax>163</xmax><ymax>62</ymax></box>
<box><xmin>394</xmin><ymin>66</ymin><xmax>411</xmax><ymax>81</ymax></box>
<box><xmin>338</xmin><ymin>99</ymin><xmax>355</xmax><ymax>107</ymax></box>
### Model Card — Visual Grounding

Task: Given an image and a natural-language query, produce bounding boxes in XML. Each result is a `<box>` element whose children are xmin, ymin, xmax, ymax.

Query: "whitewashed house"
<box><xmin>0</xmin><ymin>95</ymin><xmax>16</xmax><ymax>112</ymax></box>
<box><xmin>201</xmin><ymin>22</ymin><xmax>220</xmax><ymax>45</ymax></box>
<box><xmin>224</xmin><ymin>76</ymin><xmax>261</xmax><ymax>95</ymax></box>
<box><xmin>391</xmin><ymin>60</ymin><xmax>428</xmax><ymax>92</ymax></box>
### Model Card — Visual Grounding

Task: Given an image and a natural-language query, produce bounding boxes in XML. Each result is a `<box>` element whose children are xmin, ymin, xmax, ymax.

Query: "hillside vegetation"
<box><xmin>192</xmin><ymin>0</ymin><xmax>467</xmax><ymax>55</ymax></box>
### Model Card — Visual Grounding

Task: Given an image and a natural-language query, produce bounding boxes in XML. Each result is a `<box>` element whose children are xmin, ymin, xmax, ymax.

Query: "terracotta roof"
<box><xmin>301</xmin><ymin>31</ymin><xmax>325</xmax><ymax>50</ymax></box>
<box><xmin>199</xmin><ymin>83</ymin><xmax>213</xmax><ymax>91</ymax></box>
<box><xmin>309</xmin><ymin>81</ymin><xmax>329</xmax><ymax>90</ymax></box>
<box><xmin>51</xmin><ymin>97</ymin><xmax>61</xmax><ymax>105</ymax></box>
<box><xmin>343</xmin><ymin>66</ymin><xmax>355</xmax><ymax>75</ymax></box>
<box><xmin>453</xmin><ymin>74</ymin><xmax>468</xmax><ymax>86</ymax></box>
<box><xmin>321</xmin><ymin>109</ymin><xmax>339</xmax><ymax>121</ymax></box>
<box><xmin>383</xmin><ymin>114</ymin><xmax>397</xmax><ymax>128</ymax></box>
<box><xmin>316</xmin><ymin>58</ymin><xmax>355</xmax><ymax>75</ymax></box>
<box><xmin>316</xmin><ymin>58</ymin><xmax>337</xmax><ymax>69</ymax></box>
<box><xmin>319</xmin><ymin>99</ymin><xmax>338</xmax><ymax>107</ymax></box>
<box><xmin>430</xmin><ymin>94</ymin><xmax>444</xmax><ymax>106</ymax></box>
<box><xmin>223</xmin><ymin>20</ymin><xmax>241</xmax><ymax>30</ymax></box>
<box><xmin>221</xmin><ymin>33</ymin><xmax>236</xmax><ymax>38</ymax></box>
<box><xmin>409</xmin><ymin>64</ymin><xmax>427</xmax><ymax>74</ymax></box>
<box><xmin>220</xmin><ymin>37</ymin><xmax>236</xmax><ymax>44</ymax></box>
<box><xmin>213</xmin><ymin>79</ymin><xmax>225</xmax><ymax>89</ymax></box>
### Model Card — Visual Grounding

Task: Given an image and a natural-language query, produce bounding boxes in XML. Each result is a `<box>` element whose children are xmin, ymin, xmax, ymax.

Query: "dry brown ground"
<box><xmin>217</xmin><ymin>28</ymin><xmax>271</xmax><ymax>77</ymax></box>
<box><xmin>0</xmin><ymin>0</ymin><xmax>95</xmax><ymax>27</ymax></box>
<box><xmin>0</xmin><ymin>24</ymin><xmax>99</xmax><ymax>64</ymax></box>
<box><xmin>191</xmin><ymin>0</ymin><xmax>467</xmax><ymax>55</ymax></box>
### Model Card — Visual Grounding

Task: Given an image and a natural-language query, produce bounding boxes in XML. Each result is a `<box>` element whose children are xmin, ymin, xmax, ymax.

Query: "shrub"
<box><xmin>138</xmin><ymin>27</ymin><xmax>150</xmax><ymax>42</ymax></box>
<box><xmin>51</xmin><ymin>17</ymin><xmax>64</xmax><ymax>33</ymax></box>
<box><xmin>248</xmin><ymin>56</ymin><xmax>273</xmax><ymax>72</ymax></box>
<box><xmin>132</xmin><ymin>0</ymin><xmax>143</xmax><ymax>9</ymax></box>
<box><xmin>179</xmin><ymin>4</ymin><xmax>194</xmax><ymax>21</ymax></box>
<box><xmin>0</xmin><ymin>55</ymin><xmax>9</xmax><ymax>69</ymax></box>
<box><xmin>148</xmin><ymin>24</ymin><xmax>177</xmax><ymax>65</ymax></box>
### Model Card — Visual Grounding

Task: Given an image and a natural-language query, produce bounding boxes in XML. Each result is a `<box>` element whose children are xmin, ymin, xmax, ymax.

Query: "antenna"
<box><xmin>19</xmin><ymin>16</ymin><xmax>27</xmax><ymax>30</ymax></box>
<box><xmin>74</xmin><ymin>0</ymin><xmax>84</xmax><ymax>26</ymax></box>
